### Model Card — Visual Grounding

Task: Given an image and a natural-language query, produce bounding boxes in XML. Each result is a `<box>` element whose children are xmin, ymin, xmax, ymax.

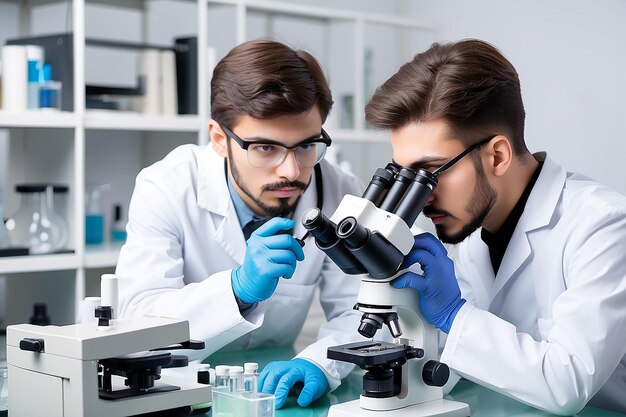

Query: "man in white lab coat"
<box><xmin>115</xmin><ymin>40</ymin><xmax>365</xmax><ymax>409</ymax></box>
<box><xmin>364</xmin><ymin>39</ymin><xmax>626</xmax><ymax>415</ymax></box>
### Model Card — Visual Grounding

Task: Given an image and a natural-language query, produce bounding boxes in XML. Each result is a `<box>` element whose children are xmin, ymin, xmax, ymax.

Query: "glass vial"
<box><xmin>111</xmin><ymin>204</ymin><xmax>127</xmax><ymax>242</ymax></box>
<box><xmin>243</xmin><ymin>362</ymin><xmax>259</xmax><ymax>393</ymax></box>
<box><xmin>214</xmin><ymin>365</ymin><xmax>230</xmax><ymax>389</ymax></box>
<box><xmin>228</xmin><ymin>366</ymin><xmax>244</xmax><ymax>392</ymax></box>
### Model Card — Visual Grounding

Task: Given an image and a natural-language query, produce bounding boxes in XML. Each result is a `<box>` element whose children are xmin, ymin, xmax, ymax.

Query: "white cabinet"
<box><xmin>0</xmin><ymin>0</ymin><xmax>436</xmax><ymax>325</ymax></box>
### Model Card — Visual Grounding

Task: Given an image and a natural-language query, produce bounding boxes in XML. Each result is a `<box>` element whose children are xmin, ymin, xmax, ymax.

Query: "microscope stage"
<box><xmin>328</xmin><ymin>341</ymin><xmax>422</xmax><ymax>366</ymax></box>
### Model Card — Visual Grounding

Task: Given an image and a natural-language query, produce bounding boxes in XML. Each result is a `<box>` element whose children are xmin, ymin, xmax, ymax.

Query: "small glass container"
<box><xmin>7</xmin><ymin>184</ymin><xmax>64</xmax><ymax>254</ymax></box>
<box><xmin>243</xmin><ymin>362</ymin><xmax>259</xmax><ymax>393</ymax></box>
<box><xmin>39</xmin><ymin>81</ymin><xmax>62</xmax><ymax>111</ymax></box>
<box><xmin>214</xmin><ymin>365</ymin><xmax>231</xmax><ymax>389</ymax></box>
<box><xmin>228</xmin><ymin>366</ymin><xmax>244</xmax><ymax>392</ymax></box>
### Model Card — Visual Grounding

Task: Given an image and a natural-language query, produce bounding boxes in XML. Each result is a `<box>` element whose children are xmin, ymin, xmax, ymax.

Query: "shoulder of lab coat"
<box><xmin>442</xmin><ymin>153</ymin><xmax>626</xmax><ymax>415</ymax></box>
<box><xmin>116</xmin><ymin>144</ymin><xmax>264</xmax><ymax>360</ymax></box>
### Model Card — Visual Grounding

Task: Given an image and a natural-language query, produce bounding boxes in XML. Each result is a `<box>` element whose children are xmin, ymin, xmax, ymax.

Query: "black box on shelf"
<box><xmin>6</xmin><ymin>33</ymin><xmax>74</xmax><ymax>112</ymax></box>
<box><xmin>174</xmin><ymin>36</ymin><xmax>198</xmax><ymax>115</ymax></box>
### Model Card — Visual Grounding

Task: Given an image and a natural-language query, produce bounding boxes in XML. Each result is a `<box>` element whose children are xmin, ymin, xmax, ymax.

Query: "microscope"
<box><xmin>6</xmin><ymin>313</ymin><xmax>212</xmax><ymax>417</ymax></box>
<box><xmin>303</xmin><ymin>163</ymin><xmax>470</xmax><ymax>417</ymax></box>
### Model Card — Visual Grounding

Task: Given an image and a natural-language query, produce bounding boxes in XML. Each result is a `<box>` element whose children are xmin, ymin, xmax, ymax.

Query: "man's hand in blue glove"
<box><xmin>391</xmin><ymin>232</ymin><xmax>466</xmax><ymax>333</ymax></box>
<box><xmin>232</xmin><ymin>218</ymin><xmax>305</xmax><ymax>304</ymax></box>
<box><xmin>259</xmin><ymin>358</ymin><xmax>328</xmax><ymax>409</ymax></box>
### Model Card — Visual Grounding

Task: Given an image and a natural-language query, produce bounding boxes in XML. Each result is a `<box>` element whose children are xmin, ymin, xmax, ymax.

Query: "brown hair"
<box><xmin>365</xmin><ymin>39</ymin><xmax>528</xmax><ymax>155</ymax></box>
<box><xmin>211</xmin><ymin>39</ymin><xmax>333</xmax><ymax>128</ymax></box>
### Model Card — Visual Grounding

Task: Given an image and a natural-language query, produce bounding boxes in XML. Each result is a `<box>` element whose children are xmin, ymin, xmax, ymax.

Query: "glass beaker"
<box><xmin>7</xmin><ymin>184</ymin><xmax>63</xmax><ymax>254</ymax></box>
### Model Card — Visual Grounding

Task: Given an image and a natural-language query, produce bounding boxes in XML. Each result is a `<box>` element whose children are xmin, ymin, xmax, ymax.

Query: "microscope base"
<box><xmin>328</xmin><ymin>398</ymin><xmax>470</xmax><ymax>417</ymax></box>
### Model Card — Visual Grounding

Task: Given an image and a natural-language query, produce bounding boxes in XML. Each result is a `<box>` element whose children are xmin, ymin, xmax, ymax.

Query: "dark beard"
<box><xmin>227</xmin><ymin>140</ymin><xmax>310</xmax><ymax>217</ymax></box>
<box><xmin>433</xmin><ymin>163</ymin><xmax>496</xmax><ymax>244</ymax></box>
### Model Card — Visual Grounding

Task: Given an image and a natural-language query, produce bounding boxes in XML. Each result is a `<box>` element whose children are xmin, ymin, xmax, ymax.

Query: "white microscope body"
<box><xmin>303</xmin><ymin>165</ymin><xmax>470</xmax><ymax>417</ymax></box>
<box><xmin>6</xmin><ymin>315</ymin><xmax>212</xmax><ymax>417</ymax></box>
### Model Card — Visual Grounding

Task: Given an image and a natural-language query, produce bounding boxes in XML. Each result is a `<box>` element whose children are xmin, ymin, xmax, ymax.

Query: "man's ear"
<box><xmin>209</xmin><ymin>120</ymin><xmax>228</xmax><ymax>158</ymax></box>
<box><xmin>488</xmin><ymin>135</ymin><xmax>512</xmax><ymax>177</ymax></box>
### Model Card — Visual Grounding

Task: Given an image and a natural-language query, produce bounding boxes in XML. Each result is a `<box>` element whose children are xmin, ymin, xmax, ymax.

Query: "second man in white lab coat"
<box><xmin>115</xmin><ymin>40</ymin><xmax>365</xmax><ymax>409</ymax></box>
<box><xmin>365</xmin><ymin>39</ymin><xmax>626</xmax><ymax>415</ymax></box>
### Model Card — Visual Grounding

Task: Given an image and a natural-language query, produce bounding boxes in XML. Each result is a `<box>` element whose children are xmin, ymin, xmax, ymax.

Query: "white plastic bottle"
<box><xmin>242</xmin><ymin>362</ymin><xmax>259</xmax><ymax>393</ymax></box>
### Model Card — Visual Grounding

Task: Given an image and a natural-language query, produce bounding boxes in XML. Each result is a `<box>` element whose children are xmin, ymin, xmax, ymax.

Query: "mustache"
<box><xmin>262</xmin><ymin>180</ymin><xmax>308</xmax><ymax>192</ymax></box>
<box><xmin>422</xmin><ymin>206</ymin><xmax>451</xmax><ymax>217</ymax></box>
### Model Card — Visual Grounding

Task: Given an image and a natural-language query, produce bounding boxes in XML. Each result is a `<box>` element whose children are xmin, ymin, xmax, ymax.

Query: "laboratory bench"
<box><xmin>206</xmin><ymin>346</ymin><xmax>626</xmax><ymax>417</ymax></box>
<box><xmin>0</xmin><ymin>336</ymin><xmax>623</xmax><ymax>416</ymax></box>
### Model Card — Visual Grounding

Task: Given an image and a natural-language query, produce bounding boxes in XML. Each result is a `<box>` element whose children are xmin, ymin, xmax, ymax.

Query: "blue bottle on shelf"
<box><xmin>111</xmin><ymin>204</ymin><xmax>127</xmax><ymax>243</ymax></box>
<box><xmin>85</xmin><ymin>185</ymin><xmax>107</xmax><ymax>245</ymax></box>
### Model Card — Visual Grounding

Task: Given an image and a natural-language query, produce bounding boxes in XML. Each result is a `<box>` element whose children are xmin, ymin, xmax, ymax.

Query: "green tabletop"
<box><xmin>205</xmin><ymin>346</ymin><xmax>626</xmax><ymax>417</ymax></box>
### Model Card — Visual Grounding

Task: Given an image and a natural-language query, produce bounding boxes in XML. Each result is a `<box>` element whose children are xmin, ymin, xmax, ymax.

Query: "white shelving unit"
<box><xmin>0</xmin><ymin>0</ymin><xmax>436</xmax><ymax>324</ymax></box>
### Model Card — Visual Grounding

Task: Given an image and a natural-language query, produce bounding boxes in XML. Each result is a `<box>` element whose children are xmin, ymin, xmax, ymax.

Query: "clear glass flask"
<box><xmin>7</xmin><ymin>184</ymin><xmax>63</xmax><ymax>254</ymax></box>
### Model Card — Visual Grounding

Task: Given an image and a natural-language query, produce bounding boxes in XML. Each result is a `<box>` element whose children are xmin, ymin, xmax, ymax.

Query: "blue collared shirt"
<box><xmin>227</xmin><ymin>177</ymin><xmax>267</xmax><ymax>229</ymax></box>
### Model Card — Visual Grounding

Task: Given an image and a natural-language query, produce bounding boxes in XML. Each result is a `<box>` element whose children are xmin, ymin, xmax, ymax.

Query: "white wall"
<box><xmin>406</xmin><ymin>0</ymin><xmax>626</xmax><ymax>194</ymax></box>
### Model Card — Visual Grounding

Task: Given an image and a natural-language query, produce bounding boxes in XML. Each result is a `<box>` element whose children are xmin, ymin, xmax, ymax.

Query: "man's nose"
<box><xmin>425</xmin><ymin>192</ymin><xmax>436</xmax><ymax>206</ymax></box>
<box><xmin>276</xmin><ymin>150</ymin><xmax>301</xmax><ymax>180</ymax></box>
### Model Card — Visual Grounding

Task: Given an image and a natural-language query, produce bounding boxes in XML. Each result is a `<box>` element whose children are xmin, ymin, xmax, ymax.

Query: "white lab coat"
<box><xmin>116</xmin><ymin>144</ymin><xmax>365</xmax><ymax>390</ymax></box>
<box><xmin>442</xmin><ymin>152</ymin><xmax>626</xmax><ymax>415</ymax></box>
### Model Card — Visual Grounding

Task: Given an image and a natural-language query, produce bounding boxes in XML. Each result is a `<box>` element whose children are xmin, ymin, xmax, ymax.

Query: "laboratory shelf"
<box><xmin>0</xmin><ymin>111</ymin><xmax>78</xmax><ymax>129</ymax></box>
<box><xmin>84</xmin><ymin>111</ymin><xmax>202</xmax><ymax>132</ymax></box>
<box><xmin>0</xmin><ymin>253</ymin><xmax>80</xmax><ymax>274</ymax></box>
<box><xmin>83</xmin><ymin>241</ymin><xmax>124</xmax><ymax>269</ymax></box>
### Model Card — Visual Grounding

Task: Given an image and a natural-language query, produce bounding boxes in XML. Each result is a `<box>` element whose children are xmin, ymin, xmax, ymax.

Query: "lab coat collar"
<box><xmin>488</xmin><ymin>152</ymin><xmax>566</xmax><ymax>297</ymax></box>
<box><xmin>197</xmin><ymin>145</ymin><xmax>230</xmax><ymax>215</ymax></box>
<box><xmin>520</xmin><ymin>152</ymin><xmax>566</xmax><ymax>232</ymax></box>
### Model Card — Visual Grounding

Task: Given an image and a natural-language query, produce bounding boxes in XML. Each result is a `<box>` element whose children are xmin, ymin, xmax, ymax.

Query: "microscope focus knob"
<box><xmin>95</xmin><ymin>306</ymin><xmax>113</xmax><ymax>327</ymax></box>
<box><xmin>422</xmin><ymin>360</ymin><xmax>449</xmax><ymax>387</ymax></box>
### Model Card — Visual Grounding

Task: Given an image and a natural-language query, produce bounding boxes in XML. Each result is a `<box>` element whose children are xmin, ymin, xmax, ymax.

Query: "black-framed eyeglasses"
<box><xmin>220</xmin><ymin>123</ymin><xmax>332</xmax><ymax>168</ymax></box>
<box><xmin>431</xmin><ymin>135</ymin><xmax>496</xmax><ymax>177</ymax></box>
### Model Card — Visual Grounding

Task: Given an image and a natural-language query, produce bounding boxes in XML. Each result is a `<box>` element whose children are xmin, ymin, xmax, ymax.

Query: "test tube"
<box><xmin>228</xmin><ymin>366</ymin><xmax>244</xmax><ymax>392</ymax></box>
<box><xmin>215</xmin><ymin>365</ymin><xmax>230</xmax><ymax>389</ymax></box>
<box><xmin>243</xmin><ymin>362</ymin><xmax>259</xmax><ymax>393</ymax></box>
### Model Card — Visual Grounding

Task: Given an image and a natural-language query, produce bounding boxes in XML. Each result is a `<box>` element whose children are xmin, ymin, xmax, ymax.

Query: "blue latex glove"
<box><xmin>258</xmin><ymin>358</ymin><xmax>328</xmax><ymax>409</ymax></box>
<box><xmin>232</xmin><ymin>218</ymin><xmax>305</xmax><ymax>304</ymax></box>
<box><xmin>391</xmin><ymin>232</ymin><xmax>466</xmax><ymax>333</ymax></box>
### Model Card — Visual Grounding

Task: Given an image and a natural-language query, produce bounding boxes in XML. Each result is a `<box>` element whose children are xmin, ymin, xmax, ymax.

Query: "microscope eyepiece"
<box><xmin>362</xmin><ymin>167</ymin><xmax>395</xmax><ymax>207</ymax></box>
<box><xmin>301</xmin><ymin>209</ymin><xmax>367</xmax><ymax>275</ymax></box>
<box><xmin>336</xmin><ymin>216</ymin><xmax>369</xmax><ymax>248</ymax></box>
<box><xmin>336</xmin><ymin>216</ymin><xmax>405</xmax><ymax>279</ymax></box>
<box><xmin>302</xmin><ymin>208</ymin><xmax>339</xmax><ymax>247</ymax></box>
<box><xmin>379</xmin><ymin>168</ymin><xmax>417</xmax><ymax>212</ymax></box>
<box><xmin>393</xmin><ymin>169</ymin><xmax>438</xmax><ymax>226</ymax></box>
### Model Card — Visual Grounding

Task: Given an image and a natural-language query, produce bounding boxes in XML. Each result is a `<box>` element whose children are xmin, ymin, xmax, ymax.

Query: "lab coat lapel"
<box><xmin>490</xmin><ymin>152</ymin><xmax>566</xmax><ymax>298</ymax></box>
<box><xmin>197</xmin><ymin>146</ymin><xmax>247</xmax><ymax>264</ymax></box>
